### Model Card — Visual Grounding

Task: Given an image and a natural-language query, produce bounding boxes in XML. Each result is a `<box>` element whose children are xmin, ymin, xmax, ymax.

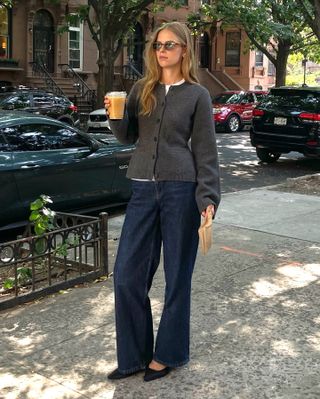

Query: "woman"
<box><xmin>104</xmin><ymin>21</ymin><xmax>220</xmax><ymax>382</ymax></box>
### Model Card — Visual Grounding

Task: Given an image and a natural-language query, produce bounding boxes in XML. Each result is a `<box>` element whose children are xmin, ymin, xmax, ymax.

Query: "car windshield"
<box><xmin>213</xmin><ymin>93</ymin><xmax>243</xmax><ymax>104</ymax></box>
<box><xmin>261</xmin><ymin>90</ymin><xmax>320</xmax><ymax>112</ymax></box>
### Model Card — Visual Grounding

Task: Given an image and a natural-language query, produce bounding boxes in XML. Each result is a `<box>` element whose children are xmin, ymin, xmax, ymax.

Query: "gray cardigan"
<box><xmin>109</xmin><ymin>81</ymin><xmax>221</xmax><ymax>213</ymax></box>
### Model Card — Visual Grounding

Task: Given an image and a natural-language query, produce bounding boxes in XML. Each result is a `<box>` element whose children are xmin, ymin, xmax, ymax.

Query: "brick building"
<box><xmin>0</xmin><ymin>0</ymin><xmax>275</xmax><ymax>105</ymax></box>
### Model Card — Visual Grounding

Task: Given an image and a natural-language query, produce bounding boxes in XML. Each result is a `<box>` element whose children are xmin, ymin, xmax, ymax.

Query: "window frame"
<box><xmin>0</xmin><ymin>5</ymin><xmax>12</xmax><ymax>59</ymax></box>
<box><xmin>68</xmin><ymin>16</ymin><xmax>83</xmax><ymax>70</ymax></box>
<box><xmin>225</xmin><ymin>31</ymin><xmax>241</xmax><ymax>67</ymax></box>
<box><xmin>255</xmin><ymin>50</ymin><xmax>264</xmax><ymax>67</ymax></box>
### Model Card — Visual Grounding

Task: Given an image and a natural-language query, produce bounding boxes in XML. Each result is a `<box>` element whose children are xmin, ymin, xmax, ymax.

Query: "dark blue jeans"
<box><xmin>113</xmin><ymin>180</ymin><xmax>200</xmax><ymax>374</ymax></box>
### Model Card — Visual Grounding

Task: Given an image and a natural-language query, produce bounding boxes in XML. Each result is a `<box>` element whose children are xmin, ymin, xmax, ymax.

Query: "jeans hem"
<box><xmin>118</xmin><ymin>364</ymin><xmax>146</xmax><ymax>374</ymax></box>
<box><xmin>153</xmin><ymin>356</ymin><xmax>189</xmax><ymax>368</ymax></box>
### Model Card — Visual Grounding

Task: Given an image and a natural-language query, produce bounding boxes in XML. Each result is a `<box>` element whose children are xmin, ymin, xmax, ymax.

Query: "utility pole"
<box><xmin>302</xmin><ymin>58</ymin><xmax>308</xmax><ymax>87</ymax></box>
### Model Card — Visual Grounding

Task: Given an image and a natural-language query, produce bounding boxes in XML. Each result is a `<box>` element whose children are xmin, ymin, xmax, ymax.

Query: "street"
<box><xmin>217</xmin><ymin>130</ymin><xmax>320</xmax><ymax>193</ymax></box>
<box><xmin>1</xmin><ymin>130</ymin><xmax>320</xmax><ymax>243</ymax></box>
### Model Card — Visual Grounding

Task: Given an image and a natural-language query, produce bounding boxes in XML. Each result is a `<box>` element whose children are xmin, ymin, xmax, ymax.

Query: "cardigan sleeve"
<box><xmin>191</xmin><ymin>88</ymin><xmax>221</xmax><ymax>214</ymax></box>
<box><xmin>108</xmin><ymin>81</ymin><xmax>140</xmax><ymax>145</ymax></box>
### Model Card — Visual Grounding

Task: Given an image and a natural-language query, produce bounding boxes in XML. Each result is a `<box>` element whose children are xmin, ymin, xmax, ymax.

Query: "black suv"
<box><xmin>0</xmin><ymin>89</ymin><xmax>80</xmax><ymax>127</ymax></box>
<box><xmin>250</xmin><ymin>87</ymin><xmax>320</xmax><ymax>163</ymax></box>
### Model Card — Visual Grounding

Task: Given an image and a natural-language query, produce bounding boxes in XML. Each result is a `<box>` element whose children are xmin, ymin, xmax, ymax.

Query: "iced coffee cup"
<box><xmin>106</xmin><ymin>91</ymin><xmax>127</xmax><ymax>120</ymax></box>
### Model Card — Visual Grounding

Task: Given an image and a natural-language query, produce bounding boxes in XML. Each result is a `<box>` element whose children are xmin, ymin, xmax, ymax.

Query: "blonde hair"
<box><xmin>139</xmin><ymin>21</ymin><xmax>199</xmax><ymax>116</ymax></box>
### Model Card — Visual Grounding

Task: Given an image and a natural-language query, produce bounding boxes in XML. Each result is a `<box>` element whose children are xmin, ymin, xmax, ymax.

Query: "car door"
<box><xmin>240</xmin><ymin>93</ymin><xmax>255</xmax><ymax>123</ymax></box>
<box><xmin>0</xmin><ymin>128</ymin><xmax>23</xmax><ymax>228</ymax></box>
<box><xmin>101</xmin><ymin>136</ymin><xmax>134</xmax><ymax>202</ymax></box>
<box><xmin>5</xmin><ymin>122</ymin><xmax>116</xmax><ymax>216</ymax></box>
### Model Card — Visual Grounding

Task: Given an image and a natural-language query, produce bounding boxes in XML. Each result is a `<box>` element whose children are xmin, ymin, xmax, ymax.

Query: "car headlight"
<box><xmin>213</xmin><ymin>107</ymin><xmax>228</xmax><ymax>115</ymax></box>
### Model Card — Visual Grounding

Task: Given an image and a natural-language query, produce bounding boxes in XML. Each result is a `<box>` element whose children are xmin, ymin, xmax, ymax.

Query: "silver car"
<box><xmin>87</xmin><ymin>108</ymin><xmax>111</xmax><ymax>133</ymax></box>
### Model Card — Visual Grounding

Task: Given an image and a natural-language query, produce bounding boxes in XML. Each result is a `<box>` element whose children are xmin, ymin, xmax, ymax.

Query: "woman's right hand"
<box><xmin>104</xmin><ymin>96</ymin><xmax>111</xmax><ymax>116</ymax></box>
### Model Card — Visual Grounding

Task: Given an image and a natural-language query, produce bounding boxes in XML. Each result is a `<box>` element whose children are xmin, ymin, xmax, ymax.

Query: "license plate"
<box><xmin>92</xmin><ymin>123</ymin><xmax>101</xmax><ymax>128</ymax></box>
<box><xmin>274</xmin><ymin>117</ymin><xmax>287</xmax><ymax>126</ymax></box>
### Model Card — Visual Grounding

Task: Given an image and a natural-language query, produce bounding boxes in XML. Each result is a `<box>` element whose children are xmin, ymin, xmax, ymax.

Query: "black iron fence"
<box><xmin>0</xmin><ymin>212</ymin><xmax>109</xmax><ymax>311</ymax></box>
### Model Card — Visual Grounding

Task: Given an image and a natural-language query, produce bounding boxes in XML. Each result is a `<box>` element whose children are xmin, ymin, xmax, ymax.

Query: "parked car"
<box><xmin>0</xmin><ymin>111</ymin><xmax>134</xmax><ymax>230</ymax></box>
<box><xmin>213</xmin><ymin>90</ymin><xmax>268</xmax><ymax>133</ymax></box>
<box><xmin>0</xmin><ymin>89</ymin><xmax>80</xmax><ymax>127</ymax></box>
<box><xmin>250</xmin><ymin>86</ymin><xmax>320</xmax><ymax>163</ymax></box>
<box><xmin>87</xmin><ymin>108</ymin><xmax>111</xmax><ymax>133</ymax></box>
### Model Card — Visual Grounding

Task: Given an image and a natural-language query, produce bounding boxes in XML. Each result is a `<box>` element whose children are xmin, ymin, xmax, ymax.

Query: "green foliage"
<box><xmin>49</xmin><ymin>0</ymin><xmax>183</xmax><ymax>95</ymax></box>
<box><xmin>29</xmin><ymin>195</ymin><xmax>56</xmax><ymax>236</ymax></box>
<box><xmin>286</xmin><ymin>73</ymin><xmax>317</xmax><ymax>86</ymax></box>
<box><xmin>196</xmin><ymin>0</ymin><xmax>313</xmax><ymax>54</ymax></box>
<box><xmin>3</xmin><ymin>267</ymin><xmax>32</xmax><ymax>290</ymax></box>
<box><xmin>0</xmin><ymin>1</ymin><xmax>13</xmax><ymax>7</ymax></box>
<box><xmin>3</xmin><ymin>278</ymin><xmax>14</xmax><ymax>289</ymax></box>
<box><xmin>189</xmin><ymin>0</ymin><xmax>319</xmax><ymax>85</ymax></box>
<box><xmin>54</xmin><ymin>236</ymin><xmax>80</xmax><ymax>257</ymax></box>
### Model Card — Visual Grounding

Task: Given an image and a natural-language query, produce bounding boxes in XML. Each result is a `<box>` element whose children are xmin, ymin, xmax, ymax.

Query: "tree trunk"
<box><xmin>275</xmin><ymin>42</ymin><xmax>291</xmax><ymax>87</ymax></box>
<box><xmin>96</xmin><ymin>37</ymin><xmax>115</xmax><ymax>107</ymax></box>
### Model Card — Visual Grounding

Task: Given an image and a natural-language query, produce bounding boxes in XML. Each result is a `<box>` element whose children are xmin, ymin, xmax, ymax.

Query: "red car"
<box><xmin>213</xmin><ymin>90</ymin><xmax>268</xmax><ymax>133</ymax></box>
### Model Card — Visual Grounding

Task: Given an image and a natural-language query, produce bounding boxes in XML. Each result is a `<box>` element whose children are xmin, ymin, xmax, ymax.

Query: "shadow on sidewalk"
<box><xmin>1</xmin><ymin>224</ymin><xmax>320</xmax><ymax>398</ymax></box>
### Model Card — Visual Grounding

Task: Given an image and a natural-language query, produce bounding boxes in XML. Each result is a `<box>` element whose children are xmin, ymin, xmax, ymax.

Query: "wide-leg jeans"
<box><xmin>113</xmin><ymin>180</ymin><xmax>200</xmax><ymax>374</ymax></box>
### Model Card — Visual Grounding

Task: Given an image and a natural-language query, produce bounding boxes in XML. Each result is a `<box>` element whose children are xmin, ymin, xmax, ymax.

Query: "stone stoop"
<box><xmin>198</xmin><ymin>68</ymin><xmax>227</xmax><ymax>99</ymax></box>
<box><xmin>210</xmin><ymin>70</ymin><xmax>244</xmax><ymax>91</ymax></box>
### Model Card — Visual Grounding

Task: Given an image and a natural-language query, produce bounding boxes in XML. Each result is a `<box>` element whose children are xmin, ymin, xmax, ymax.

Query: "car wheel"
<box><xmin>256</xmin><ymin>148</ymin><xmax>281</xmax><ymax>163</ymax></box>
<box><xmin>226</xmin><ymin>114</ymin><xmax>241</xmax><ymax>133</ymax></box>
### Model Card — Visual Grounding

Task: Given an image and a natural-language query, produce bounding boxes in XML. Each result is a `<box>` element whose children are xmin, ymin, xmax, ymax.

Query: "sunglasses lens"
<box><xmin>165</xmin><ymin>41</ymin><xmax>175</xmax><ymax>50</ymax></box>
<box><xmin>153</xmin><ymin>42</ymin><xmax>161</xmax><ymax>50</ymax></box>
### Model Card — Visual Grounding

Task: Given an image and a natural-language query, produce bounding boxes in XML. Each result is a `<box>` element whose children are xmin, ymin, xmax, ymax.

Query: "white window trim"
<box><xmin>68</xmin><ymin>20</ymin><xmax>83</xmax><ymax>71</ymax></box>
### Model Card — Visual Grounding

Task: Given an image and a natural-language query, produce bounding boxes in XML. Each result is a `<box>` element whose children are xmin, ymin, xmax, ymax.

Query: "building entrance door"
<box><xmin>33</xmin><ymin>10</ymin><xmax>54</xmax><ymax>73</ymax></box>
<box><xmin>199</xmin><ymin>32</ymin><xmax>210</xmax><ymax>68</ymax></box>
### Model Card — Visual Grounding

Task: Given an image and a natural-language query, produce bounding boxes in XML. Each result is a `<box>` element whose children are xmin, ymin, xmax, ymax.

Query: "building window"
<box><xmin>255</xmin><ymin>50</ymin><xmax>264</xmax><ymax>67</ymax></box>
<box><xmin>0</xmin><ymin>6</ymin><xmax>10</xmax><ymax>59</ymax></box>
<box><xmin>69</xmin><ymin>18</ymin><xmax>83</xmax><ymax>69</ymax></box>
<box><xmin>225</xmin><ymin>32</ymin><xmax>240</xmax><ymax>67</ymax></box>
<box><xmin>268</xmin><ymin>60</ymin><xmax>276</xmax><ymax>76</ymax></box>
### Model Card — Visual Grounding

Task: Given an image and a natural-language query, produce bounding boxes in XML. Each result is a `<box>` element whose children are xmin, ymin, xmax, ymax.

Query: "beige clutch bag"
<box><xmin>198</xmin><ymin>210</ymin><xmax>213</xmax><ymax>255</ymax></box>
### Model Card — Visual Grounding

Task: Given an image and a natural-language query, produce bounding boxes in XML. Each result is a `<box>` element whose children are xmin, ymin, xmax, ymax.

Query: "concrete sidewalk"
<box><xmin>1</xmin><ymin>186</ymin><xmax>320</xmax><ymax>399</ymax></box>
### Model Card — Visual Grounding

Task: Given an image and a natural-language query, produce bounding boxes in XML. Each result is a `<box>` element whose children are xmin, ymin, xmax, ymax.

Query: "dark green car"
<box><xmin>0</xmin><ymin>111</ymin><xmax>134</xmax><ymax>230</ymax></box>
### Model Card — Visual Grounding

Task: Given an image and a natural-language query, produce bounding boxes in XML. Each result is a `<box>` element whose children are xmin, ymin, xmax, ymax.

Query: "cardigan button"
<box><xmin>152</xmin><ymin>155</ymin><xmax>155</xmax><ymax>159</ymax></box>
<box><xmin>156</xmin><ymin>118</ymin><xmax>161</xmax><ymax>123</ymax></box>
<box><xmin>154</xmin><ymin>136</ymin><xmax>157</xmax><ymax>142</ymax></box>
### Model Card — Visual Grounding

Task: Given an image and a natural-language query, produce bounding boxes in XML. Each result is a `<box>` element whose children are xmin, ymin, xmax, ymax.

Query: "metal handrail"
<box><xmin>58</xmin><ymin>63</ymin><xmax>97</xmax><ymax>107</ymax></box>
<box><xmin>29</xmin><ymin>61</ymin><xmax>66</xmax><ymax>96</ymax></box>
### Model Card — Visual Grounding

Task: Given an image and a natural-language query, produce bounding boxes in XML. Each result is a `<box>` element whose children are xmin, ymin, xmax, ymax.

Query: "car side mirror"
<box><xmin>87</xmin><ymin>139</ymin><xmax>101</xmax><ymax>154</ymax></box>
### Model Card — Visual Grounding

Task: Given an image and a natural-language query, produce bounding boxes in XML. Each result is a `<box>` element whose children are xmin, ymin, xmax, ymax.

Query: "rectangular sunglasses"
<box><xmin>152</xmin><ymin>41</ymin><xmax>185</xmax><ymax>51</ymax></box>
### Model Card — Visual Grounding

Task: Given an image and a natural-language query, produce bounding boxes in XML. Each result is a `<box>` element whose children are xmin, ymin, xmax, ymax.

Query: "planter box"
<box><xmin>0</xmin><ymin>59</ymin><xmax>19</xmax><ymax>68</ymax></box>
<box><xmin>0</xmin><ymin>212</ymin><xmax>109</xmax><ymax>311</ymax></box>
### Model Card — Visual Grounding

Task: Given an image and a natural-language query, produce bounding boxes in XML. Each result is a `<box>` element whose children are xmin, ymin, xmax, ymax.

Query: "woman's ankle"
<box><xmin>148</xmin><ymin>360</ymin><xmax>166</xmax><ymax>371</ymax></box>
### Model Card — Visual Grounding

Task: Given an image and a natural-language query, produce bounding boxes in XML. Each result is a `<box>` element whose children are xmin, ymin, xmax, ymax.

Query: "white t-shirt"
<box><xmin>133</xmin><ymin>79</ymin><xmax>185</xmax><ymax>182</ymax></box>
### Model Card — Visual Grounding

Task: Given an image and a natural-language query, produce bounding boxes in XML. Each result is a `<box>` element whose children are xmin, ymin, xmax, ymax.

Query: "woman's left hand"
<box><xmin>201</xmin><ymin>204</ymin><xmax>215</xmax><ymax>218</ymax></box>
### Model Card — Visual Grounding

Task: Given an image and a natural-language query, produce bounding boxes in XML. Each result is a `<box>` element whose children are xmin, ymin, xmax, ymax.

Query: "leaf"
<box><xmin>34</xmin><ymin>237</ymin><xmax>47</xmax><ymax>254</ymax></box>
<box><xmin>34</xmin><ymin>225</ymin><xmax>46</xmax><ymax>236</ymax></box>
<box><xmin>42</xmin><ymin>207</ymin><xmax>55</xmax><ymax>218</ymax></box>
<box><xmin>30</xmin><ymin>198</ymin><xmax>43</xmax><ymax>211</ymax></box>
<box><xmin>40</xmin><ymin>195</ymin><xmax>53</xmax><ymax>204</ymax></box>
<box><xmin>29</xmin><ymin>211</ymin><xmax>41</xmax><ymax>222</ymax></box>
<box><xmin>3</xmin><ymin>278</ymin><xmax>14</xmax><ymax>290</ymax></box>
